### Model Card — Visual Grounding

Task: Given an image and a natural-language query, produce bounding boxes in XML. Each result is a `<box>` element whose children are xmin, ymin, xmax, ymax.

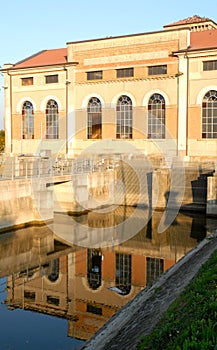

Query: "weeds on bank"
<box><xmin>139</xmin><ymin>250</ymin><xmax>217</xmax><ymax>350</ymax></box>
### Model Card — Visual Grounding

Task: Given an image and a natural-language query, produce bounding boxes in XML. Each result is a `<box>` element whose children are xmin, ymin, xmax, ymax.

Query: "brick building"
<box><xmin>2</xmin><ymin>15</ymin><xmax>217</xmax><ymax>161</ymax></box>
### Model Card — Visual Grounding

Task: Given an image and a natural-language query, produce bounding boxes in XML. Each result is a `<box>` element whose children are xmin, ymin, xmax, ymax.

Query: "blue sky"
<box><xmin>1</xmin><ymin>0</ymin><xmax>217</xmax><ymax>129</ymax></box>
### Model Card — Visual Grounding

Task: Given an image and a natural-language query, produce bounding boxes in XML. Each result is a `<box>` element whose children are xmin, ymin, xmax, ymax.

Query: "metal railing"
<box><xmin>0</xmin><ymin>156</ymin><xmax>119</xmax><ymax>181</ymax></box>
<box><xmin>0</xmin><ymin>157</ymin><xmax>73</xmax><ymax>180</ymax></box>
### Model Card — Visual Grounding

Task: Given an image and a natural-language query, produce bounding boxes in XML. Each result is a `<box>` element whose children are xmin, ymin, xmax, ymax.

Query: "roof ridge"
<box><xmin>164</xmin><ymin>15</ymin><xmax>215</xmax><ymax>28</ymax></box>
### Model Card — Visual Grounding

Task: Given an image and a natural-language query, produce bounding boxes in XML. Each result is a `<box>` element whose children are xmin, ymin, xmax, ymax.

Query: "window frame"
<box><xmin>116</xmin><ymin>95</ymin><xmax>133</xmax><ymax>139</ymax></box>
<box><xmin>87</xmin><ymin>97</ymin><xmax>102</xmax><ymax>139</ymax></box>
<box><xmin>148</xmin><ymin>93</ymin><xmax>166</xmax><ymax>139</ymax></box>
<box><xmin>87</xmin><ymin>71</ymin><xmax>103</xmax><ymax>81</ymax></box>
<box><xmin>203</xmin><ymin>60</ymin><xmax>217</xmax><ymax>71</ymax></box>
<box><xmin>87</xmin><ymin>249</ymin><xmax>102</xmax><ymax>290</ymax></box>
<box><xmin>21</xmin><ymin>77</ymin><xmax>33</xmax><ymax>86</ymax></box>
<box><xmin>45</xmin><ymin>74</ymin><xmax>58</xmax><ymax>84</ymax></box>
<box><xmin>148</xmin><ymin>65</ymin><xmax>167</xmax><ymax>76</ymax></box>
<box><xmin>22</xmin><ymin>101</ymin><xmax>34</xmax><ymax>139</ymax></box>
<box><xmin>46</xmin><ymin>99</ymin><xmax>59</xmax><ymax>139</ymax></box>
<box><xmin>202</xmin><ymin>90</ymin><xmax>217</xmax><ymax>139</ymax></box>
<box><xmin>115</xmin><ymin>253</ymin><xmax>131</xmax><ymax>295</ymax></box>
<box><xmin>146</xmin><ymin>257</ymin><xmax>164</xmax><ymax>286</ymax></box>
<box><xmin>116</xmin><ymin>67</ymin><xmax>134</xmax><ymax>78</ymax></box>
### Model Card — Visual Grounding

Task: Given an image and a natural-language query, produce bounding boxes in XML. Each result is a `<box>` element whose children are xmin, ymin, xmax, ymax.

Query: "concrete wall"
<box><xmin>0</xmin><ymin>160</ymin><xmax>215</xmax><ymax>232</ymax></box>
<box><xmin>54</xmin><ymin>161</ymin><xmax>215</xmax><ymax>215</ymax></box>
<box><xmin>0</xmin><ymin>177</ymin><xmax>53</xmax><ymax>231</ymax></box>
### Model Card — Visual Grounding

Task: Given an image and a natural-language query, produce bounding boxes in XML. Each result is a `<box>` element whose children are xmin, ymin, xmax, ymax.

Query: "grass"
<box><xmin>139</xmin><ymin>249</ymin><xmax>217</xmax><ymax>350</ymax></box>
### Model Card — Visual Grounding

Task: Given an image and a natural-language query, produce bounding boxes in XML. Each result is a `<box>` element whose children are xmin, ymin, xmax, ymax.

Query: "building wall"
<box><xmin>187</xmin><ymin>53</ymin><xmax>217</xmax><ymax>158</ymax></box>
<box><xmin>3</xmin><ymin>25</ymin><xmax>217</xmax><ymax>161</ymax></box>
<box><xmin>5</xmin><ymin>67</ymin><xmax>68</xmax><ymax>155</ymax></box>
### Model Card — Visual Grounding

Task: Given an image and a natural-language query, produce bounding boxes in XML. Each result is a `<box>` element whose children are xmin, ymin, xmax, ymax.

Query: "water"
<box><xmin>0</xmin><ymin>208</ymin><xmax>216</xmax><ymax>349</ymax></box>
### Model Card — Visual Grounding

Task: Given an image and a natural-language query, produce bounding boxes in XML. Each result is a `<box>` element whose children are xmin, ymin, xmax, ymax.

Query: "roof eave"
<box><xmin>0</xmin><ymin>61</ymin><xmax>78</xmax><ymax>73</ymax></box>
<box><xmin>173</xmin><ymin>46</ymin><xmax>217</xmax><ymax>55</ymax></box>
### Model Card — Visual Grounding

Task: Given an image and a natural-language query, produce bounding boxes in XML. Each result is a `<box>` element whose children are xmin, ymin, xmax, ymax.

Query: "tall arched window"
<box><xmin>22</xmin><ymin>101</ymin><xmax>34</xmax><ymax>139</ymax></box>
<box><xmin>47</xmin><ymin>259</ymin><xmax>59</xmax><ymax>282</ymax></box>
<box><xmin>148</xmin><ymin>93</ymin><xmax>165</xmax><ymax>139</ymax></box>
<box><xmin>116</xmin><ymin>95</ymin><xmax>132</xmax><ymax>139</ymax></box>
<box><xmin>46</xmin><ymin>99</ymin><xmax>59</xmax><ymax>139</ymax></box>
<box><xmin>115</xmin><ymin>253</ymin><xmax>131</xmax><ymax>295</ymax></box>
<box><xmin>87</xmin><ymin>97</ymin><xmax>102</xmax><ymax>139</ymax></box>
<box><xmin>202</xmin><ymin>90</ymin><xmax>217</xmax><ymax>138</ymax></box>
<box><xmin>87</xmin><ymin>249</ymin><xmax>102</xmax><ymax>290</ymax></box>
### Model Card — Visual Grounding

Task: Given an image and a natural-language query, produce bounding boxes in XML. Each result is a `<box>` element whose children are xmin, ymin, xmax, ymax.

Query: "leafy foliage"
<box><xmin>0</xmin><ymin>129</ymin><xmax>5</xmax><ymax>153</ymax></box>
<box><xmin>139</xmin><ymin>249</ymin><xmax>217</xmax><ymax>350</ymax></box>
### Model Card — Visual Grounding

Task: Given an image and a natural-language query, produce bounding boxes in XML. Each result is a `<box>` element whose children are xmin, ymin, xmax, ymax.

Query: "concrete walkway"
<box><xmin>82</xmin><ymin>232</ymin><xmax>217</xmax><ymax>350</ymax></box>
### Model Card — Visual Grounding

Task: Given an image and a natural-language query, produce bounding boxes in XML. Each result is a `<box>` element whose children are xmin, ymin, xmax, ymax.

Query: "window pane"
<box><xmin>146</xmin><ymin>257</ymin><xmax>164</xmax><ymax>286</ymax></box>
<box><xmin>22</xmin><ymin>101</ymin><xmax>34</xmax><ymax>139</ymax></box>
<box><xmin>116</xmin><ymin>253</ymin><xmax>131</xmax><ymax>295</ymax></box>
<box><xmin>87</xmin><ymin>97</ymin><xmax>102</xmax><ymax>139</ymax></box>
<box><xmin>116</xmin><ymin>95</ymin><xmax>132</xmax><ymax>139</ymax></box>
<box><xmin>116</xmin><ymin>68</ymin><xmax>134</xmax><ymax>78</ymax></box>
<box><xmin>203</xmin><ymin>60</ymin><xmax>217</xmax><ymax>71</ymax></box>
<box><xmin>87</xmin><ymin>71</ymin><xmax>103</xmax><ymax>80</ymax></box>
<box><xmin>202</xmin><ymin>90</ymin><xmax>217</xmax><ymax>138</ymax></box>
<box><xmin>46</xmin><ymin>99</ymin><xmax>59</xmax><ymax>139</ymax></box>
<box><xmin>148</xmin><ymin>65</ymin><xmax>167</xmax><ymax>75</ymax></box>
<box><xmin>45</xmin><ymin>75</ymin><xmax>58</xmax><ymax>84</ymax></box>
<box><xmin>148</xmin><ymin>93</ymin><xmax>165</xmax><ymax>139</ymax></box>
<box><xmin>21</xmin><ymin>77</ymin><xmax>33</xmax><ymax>86</ymax></box>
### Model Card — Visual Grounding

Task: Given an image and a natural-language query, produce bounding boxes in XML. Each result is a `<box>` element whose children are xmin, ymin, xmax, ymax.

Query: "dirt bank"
<box><xmin>82</xmin><ymin>232</ymin><xmax>217</xmax><ymax>350</ymax></box>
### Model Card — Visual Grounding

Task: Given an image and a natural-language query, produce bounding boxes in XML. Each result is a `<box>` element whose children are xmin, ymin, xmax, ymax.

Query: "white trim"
<box><xmin>81</xmin><ymin>94</ymin><xmax>105</xmax><ymax>109</ymax></box>
<box><xmin>142</xmin><ymin>89</ymin><xmax>170</xmax><ymax>106</ymax></box>
<box><xmin>196</xmin><ymin>86</ymin><xmax>217</xmax><ymax>105</ymax></box>
<box><xmin>40</xmin><ymin>95</ymin><xmax>62</xmax><ymax>112</ymax></box>
<box><xmin>16</xmin><ymin>97</ymin><xmax>37</xmax><ymax>113</ymax></box>
<box><xmin>111</xmin><ymin>92</ymin><xmax>136</xmax><ymax>108</ymax></box>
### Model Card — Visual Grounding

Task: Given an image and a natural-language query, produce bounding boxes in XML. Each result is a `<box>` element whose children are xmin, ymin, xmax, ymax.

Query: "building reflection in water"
<box><xmin>1</xmin><ymin>208</ymin><xmax>214</xmax><ymax>342</ymax></box>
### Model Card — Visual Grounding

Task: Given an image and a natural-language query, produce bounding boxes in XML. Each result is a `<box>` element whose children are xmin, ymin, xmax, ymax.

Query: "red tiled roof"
<box><xmin>164</xmin><ymin>15</ymin><xmax>214</xmax><ymax>28</ymax></box>
<box><xmin>13</xmin><ymin>48</ymin><xmax>67</xmax><ymax>68</ymax></box>
<box><xmin>190</xmin><ymin>29</ymin><xmax>217</xmax><ymax>50</ymax></box>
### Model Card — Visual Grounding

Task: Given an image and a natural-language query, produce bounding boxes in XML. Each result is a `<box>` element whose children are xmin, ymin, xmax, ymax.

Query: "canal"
<box><xmin>0</xmin><ymin>208</ymin><xmax>216</xmax><ymax>349</ymax></box>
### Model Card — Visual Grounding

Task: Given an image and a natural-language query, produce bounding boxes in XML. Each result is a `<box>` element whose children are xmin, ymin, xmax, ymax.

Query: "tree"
<box><xmin>0</xmin><ymin>130</ymin><xmax>5</xmax><ymax>153</ymax></box>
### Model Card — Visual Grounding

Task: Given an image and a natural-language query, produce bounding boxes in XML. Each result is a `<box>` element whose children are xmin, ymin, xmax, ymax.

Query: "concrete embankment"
<box><xmin>54</xmin><ymin>161</ymin><xmax>216</xmax><ymax>215</ymax></box>
<box><xmin>0</xmin><ymin>160</ymin><xmax>216</xmax><ymax>232</ymax></box>
<box><xmin>0</xmin><ymin>177</ymin><xmax>53</xmax><ymax>232</ymax></box>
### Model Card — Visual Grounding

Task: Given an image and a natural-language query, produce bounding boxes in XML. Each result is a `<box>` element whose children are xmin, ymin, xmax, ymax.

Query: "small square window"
<box><xmin>87</xmin><ymin>71</ymin><xmax>103</xmax><ymax>80</ymax></box>
<box><xmin>45</xmin><ymin>74</ymin><xmax>58</xmax><ymax>84</ymax></box>
<box><xmin>203</xmin><ymin>60</ymin><xmax>217</xmax><ymax>71</ymax></box>
<box><xmin>116</xmin><ymin>68</ymin><xmax>134</xmax><ymax>78</ymax></box>
<box><xmin>148</xmin><ymin>65</ymin><xmax>167</xmax><ymax>75</ymax></box>
<box><xmin>47</xmin><ymin>296</ymin><xmax>59</xmax><ymax>306</ymax></box>
<box><xmin>21</xmin><ymin>77</ymin><xmax>33</xmax><ymax>86</ymax></box>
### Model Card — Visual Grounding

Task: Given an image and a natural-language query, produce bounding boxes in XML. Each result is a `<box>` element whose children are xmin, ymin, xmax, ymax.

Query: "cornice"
<box><xmin>75</xmin><ymin>74</ymin><xmax>176</xmax><ymax>85</ymax></box>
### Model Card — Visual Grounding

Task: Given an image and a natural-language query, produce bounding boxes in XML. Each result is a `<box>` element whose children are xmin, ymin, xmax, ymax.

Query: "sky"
<box><xmin>1</xmin><ymin>0</ymin><xmax>217</xmax><ymax>129</ymax></box>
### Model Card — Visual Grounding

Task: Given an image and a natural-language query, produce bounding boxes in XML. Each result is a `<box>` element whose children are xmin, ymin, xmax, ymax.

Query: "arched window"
<box><xmin>148</xmin><ymin>93</ymin><xmax>165</xmax><ymax>139</ymax></box>
<box><xmin>87</xmin><ymin>249</ymin><xmax>102</xmax><ymax>290</ymax></box>
<box><xmin>115</xmin><ymin>253</ymin><xmax>131</xmax><ymax>295</ymax></box>
<box><xmin>87</xmin><ymin>97</ymin><xmax>102</xmax><ymax>139</ymax></box>
<box><xmin>47</xmin><ymin>259</ymin><xmax>59</xmax><ymax>282</ymax></box>
<box><xmin>116</xmin><ymin>95</ymin><xmax>132</xmax><ymax>139</ymax></box>
<box><xmin>22</xmin><ymin>101</ymin><xmax>34</xmax><ymax>139</ymax></box>
<box><xmin>46</xmin><ymin>99</ymin><xmax>59</xmax><ymax>139</ymax></box>
<box><xmin>202</xmin><ymin>90</ymin><xmax>217</xmax><ymax>138</ymax></box>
